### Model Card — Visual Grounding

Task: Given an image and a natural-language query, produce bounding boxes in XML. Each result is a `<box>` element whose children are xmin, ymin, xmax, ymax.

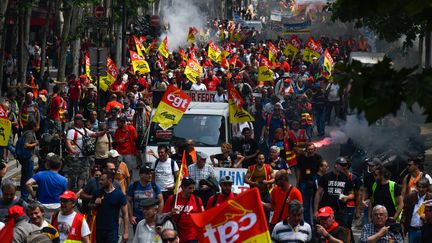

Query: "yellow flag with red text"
<box><xmin>130</xmin><ymin>50</ymin><xmax>150</xmax><ymax>74</ymax></box>
<box><xmin>184</xmin><ymin>55</ymin><xmax>203</xmax><ymax>83</ymax></box>
<box><xmin>258</xmin><ymin>55</ymin><xmax>274</xmax><ymax>82</ymax></box>
<box><xmin>133</xmin><ymin>35</ymin><xmax>145</xmax><ymax>57</ymax></box>
<box><xmin>85</xmin><ymin>52</ymin><xmax>92</xmax><ymax>81</ymax></box>
<box><xmin>303</xmin><ymin>37</ymin><xmax>323</xmax><ymax>63</ymax></box>
<box><xmin>283</xmin><ymin>35</ymin><xmax>301</xmax><ymax>58</ymax></box>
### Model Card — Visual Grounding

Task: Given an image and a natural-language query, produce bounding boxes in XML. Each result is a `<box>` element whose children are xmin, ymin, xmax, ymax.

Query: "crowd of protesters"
<box><xmin>0</xmin><ymin>16</ymin><xmax>428</xmax><ymax>243</ymax></box>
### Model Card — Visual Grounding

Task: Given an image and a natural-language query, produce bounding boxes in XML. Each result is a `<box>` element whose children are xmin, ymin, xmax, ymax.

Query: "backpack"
<box><xmin>72</xmin><ymin>128</ymin><xmax>95</xmax><ymax>156</ymax></box>
<box><xmin>16</xmin><ymin>130</ymin><xmax>34</xmax><ymax>160</ymax></box>
<box><xmin>154</xmin><ymin>158</ymin><xmax>176</xmax><ymax>180</ymax></box>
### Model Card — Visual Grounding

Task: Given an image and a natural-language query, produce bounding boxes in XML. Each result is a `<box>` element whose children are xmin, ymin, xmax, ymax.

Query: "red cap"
<box><xmin>317</xmin><ymin>206</ymin><xmax>334</xmax><ymax>217</ymax></box>
<box><xmin>8</xmin><ymin>205</ymin><xmax>25</xmax><ymax>218</ymax></box>
<box><xmin>60</xmin><ymin>190</ymin><xmax>77</xmax><ymax>200</ymax></box>
<box><xmin>39</xmin><ymin>89</ymin><xmax>48</xmax><ymax>95</ymax></box>
<box><xmin>79</xmin><ymin>74</ymin><xmax>87</xmax><ymax>79</ymax></box>
<box><xmin>284</xmin><ymin>78</ymin><xmax>291</xmax><ymax>83</ymax></box>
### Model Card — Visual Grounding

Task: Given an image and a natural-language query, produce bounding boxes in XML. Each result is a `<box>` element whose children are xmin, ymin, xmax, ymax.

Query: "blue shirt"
<box><xmin>93</xmin><ymin>187</ymin><xmax>127</xmax><ymax>231</ymax></box>
<box><xmin>33</xmin><ymin>171</ymin><xmax>67</xmax><ymax>204</ymax></box>
<box><xmin>126</xmin><ymin>182</ymin><xmax>161</xmax><ymax>220</ymax></box>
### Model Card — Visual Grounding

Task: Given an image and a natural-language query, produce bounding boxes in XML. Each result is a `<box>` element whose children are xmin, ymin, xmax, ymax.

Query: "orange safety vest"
<box><xmin>301</xmin><ymin>112</ymin><xmax>313</xmax><ymax>125</ymax></box>
<box><xmin>283</xmin><ymin>135</ymin><xmax>297</xmax><ymax>167</ymax></box>
<box><xmin>288</xmin><ymin>129</ymin><xmax>307</xmax><ymax>152</ymax></box>
<box><xmin>52</xmin><ymin>212</ymin><xmax>85</xmax><ymax>243</ymax></box>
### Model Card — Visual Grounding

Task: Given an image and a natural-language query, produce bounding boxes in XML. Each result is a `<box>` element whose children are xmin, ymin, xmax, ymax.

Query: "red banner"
<box><xmin>191</xmin><ymin>188</ymin><xmax>271</xmax><ymax>243</ymax></box>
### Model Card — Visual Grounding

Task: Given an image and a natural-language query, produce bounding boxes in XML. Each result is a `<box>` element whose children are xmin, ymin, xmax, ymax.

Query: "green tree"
<box><xmin>330</xmin><ymin>0</ymin><xmax>432</xmax><ymax>123</ymax></box>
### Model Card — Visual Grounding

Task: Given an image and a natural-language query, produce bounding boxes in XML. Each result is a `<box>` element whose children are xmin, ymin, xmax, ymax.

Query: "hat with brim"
<box><xmin>139</xmin><ymin>198</ymin><xmax>159</xmax><ymax>208</ymax></box>
<box><xmin>317</xmin><ymin>206</ymin><xmax>334</xmax><ymax>217</ymax></box>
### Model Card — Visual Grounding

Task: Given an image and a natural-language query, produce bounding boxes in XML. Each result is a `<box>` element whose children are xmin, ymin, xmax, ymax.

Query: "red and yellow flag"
<box><xmin>184</xmin><ymin>54</ymin><xmax>203</xmax><ymax>83</ymax></box>
<box><xmin>151</xmin><ymin>85</ymin><xmax>191</xmax><ymax>130</ymax></box>
<box><xmin>191</xmin><ymin>188</ymin><xmax>271</xmax><ymax>243</ymax></box>
<box><xmin>99</xmin><ymin>57</ymin><xmax>118</xmax><ymax>91</ymax></box>
<box><xmin>130</xmin><ymin>50</ymin><xmax>150</xmax><ymax>74</ymax></box>
<box><xmin>208</xmin><ymin>40</ymin><xmax>221</xmax><ymax>62</ymax></box>
<box><xmin>303</xmin><ymin>37</ymin><xmax>324</xmax><ymax>63</ymax></box>
<box><xmin>158</xmin><ymin>36</ymin><xmax>170</xmax><ymax>59</ymax></box>
<box><xmin>283</xmin><ymin>35</ymin><xmax>301</xmax><ymax>58</ymax></box>
<box><xmin>85</xmin><ymin>52</ymin><xmax>92</xmax><ymax>81</ymax></box>
<box><xmin>268</xmin><ymin>41</ymin><xmax>278</xmax><ymax>66</ymax></box>
<box><xmin>174</xmin><ymin>151</ymin><xmax>189</xmax><ymax>194</ymax></box>
<box><xmin>228</xmin><ymin>81</ymin><xmax>253</xmax><ymax>124</ymax></box>
<box><xmin>187</xmin><ymin>27</ymin><xmax>199</xmax><ymax>43</ymax></box>
<box><xmin>178</xmin><ymin>47</ymin><xmax>188</xmax><ymax>62</ymax></box>
<box><xmin>258</xmin><ymin>55</ymin><xmax>274</xmax><ymax>82</ymax></box>
<box><xmin>133</xmin><ymin>35</ymin><xmax>145</xmax><ymax>57</ymax></box>
<box><xmin>221</xmin><ymin>51</ymin><xmax>229</xmax><ymax>69</ymax></box>
<box><xmin>145</xmin><ymin>39</ymin><xmax>157</xmax><ymax>55</ymax></box>
<box><xmin>321</xmin><ymin>48</ymin><xmax>334</xmax><ymax>78</ymax></box>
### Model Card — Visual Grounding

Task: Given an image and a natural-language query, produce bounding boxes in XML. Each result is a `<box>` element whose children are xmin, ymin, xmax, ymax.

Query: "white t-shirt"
<box><xmin>191</xmin><ymin>83</ymin><xmax>207</xmax><ymax>91</ymax></box>
<box><xmin>57</xmin><ymin>212</ymin><xmax>90</xmax><ymax>242</ymax></box>
<box><xmin>66</xmin><ymin>127</ymin><xmax>95</xmax><ymax>157</ymax></box>
<box><xmin>213</xmin><ymin>93</ymin><xmax>227</xmax><ymax>102</ymax></box>
<box><xmin>154</xmin><ymin>158</ymin><xmax>179</xmax><ymax>191</ymax></box>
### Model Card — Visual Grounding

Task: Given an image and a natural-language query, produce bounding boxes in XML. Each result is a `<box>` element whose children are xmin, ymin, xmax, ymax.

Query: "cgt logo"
<box><xmin>203</xmin><ymin>200</ymin><xmax>257</xmax><ymax>243</ymax></box>
<box><xmin>166</xmin><ymin>92</ymin><xmax>189</xmax><ymax>109</ymax></box>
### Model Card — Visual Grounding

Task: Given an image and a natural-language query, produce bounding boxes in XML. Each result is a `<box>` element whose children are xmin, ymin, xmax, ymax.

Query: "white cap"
<box><xmin>108</xmin><ymin>149</ymin><xmax>120</xmax><ymax>158</ymax></box>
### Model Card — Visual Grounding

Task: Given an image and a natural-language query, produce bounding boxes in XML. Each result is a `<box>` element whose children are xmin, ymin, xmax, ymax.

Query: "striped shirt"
<box><xmin>271</xmin><ymin>220</ymin><xmax>312</xmax><ymax>243</ymax></box>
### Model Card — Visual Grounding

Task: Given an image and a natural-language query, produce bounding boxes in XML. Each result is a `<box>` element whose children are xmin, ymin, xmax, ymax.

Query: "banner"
<box><xmin>214</xmin><ymin>167</ymin><xmax>249</xmax><ymax>194</ymax></box>
<box><xmin>133</xmin><ymin>35</ymin><xmax>145</xmax><ymax>57</ymax></box>
<box><xmin>258</xmin><ymin>55</ymin><xmax>274</xmax><ymax>82</ymax></box>
<box><xmin>283</xmin><ymin>35</ymin><xmax>301</xmax><ymax>58</ymax></box>
<box><xmin>0</xmin><ymin>106</ymin><xmax>11</xmax><ymax>146</ymax></box>
<box><xmin>184</xmin><ymin>56</ymin><xmax>203</xmax><ymax>83</ymax></box>
<box><xmin>187</xmin><ymin>27</ymin><xmax>198</xmax><ymax>43</ymax></box>
<box><xmin>191</xmin><ymin>188</ymin><xmax>271</xmax><ymax>243</ymax></box>
<box><xmin>99</xmin><ymin>57</ymin><xmax>118</xmax><ymax>92</ymax></box>
<box><xmin>151</xmin><ymin>85</ymin><xmax>191</xmax><ymax>130</ymax></box>
<box><xmin>208</xmin><ymin>40</ymin><xmax>221</xmax><ymax>62</ymax></box>
<box><xmin>85</xmin><ymin>53</ymin><xmax>92</xmax><ymax>81</ymax></box>
<box><xmin>158</xmin><ymin>36</ymin><xmax>170</xmax><ymax>59</ymax></box>
<box><xmin>130</xmin><ymin>50</ymin><xmax>151</xmax><ymax>74</ymax></box>
<box><xmin>303</xmin><ymin>37</ymin><xmax>324</xmax><ymax>63</ymax></box>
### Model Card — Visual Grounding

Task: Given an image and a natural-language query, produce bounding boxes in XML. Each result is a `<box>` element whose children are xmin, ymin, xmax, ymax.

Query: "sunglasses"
<box><xmin>162</xmin><ymin>237</ymin><xmax>177</xmax><ymax>243</ymax></box>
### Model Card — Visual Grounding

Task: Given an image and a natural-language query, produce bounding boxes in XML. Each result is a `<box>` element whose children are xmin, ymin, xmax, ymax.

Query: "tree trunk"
<box><xmin>70</xmin><ymin>7</ymin><xmax>83</xmax><ymax>76</ymax></box>
<box><xmin>426</xmin><ymin>31</ymin><xmax>431</xmax><ymax>68</ymax></box>
<box><xmin>115</xmin><ymin>21</ymin><xmax>122</xmax><ymax>68</ymax></box>
<box><xmin>419</xmin><ymin>35</ymin><xmax>424</xmax><ymax>68</ymax></box>
<box><xmin>40</xmin><ymin>0</ymin><xmax>53</xmax><ymax>80</ymax></box>
<box><xmin>18</xmin><ymin>6</ymin><xmax>31</xmax><ymax>84</ymax></box>
<box><xmin>0</xmin><ymin>0</ymin><xmax>10</xmax><ymax>92</ymax></box>
<box><xmin>57</xmin><ymin>6</ymin><xmax>73</xmax><ymax>82</ymax></box>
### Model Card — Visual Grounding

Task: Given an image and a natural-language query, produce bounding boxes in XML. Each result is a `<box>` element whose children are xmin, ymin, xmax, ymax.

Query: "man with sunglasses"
<box><xmin>314</xmin><ymin>157</ymin><xmax>354</xmax><ymax>228</ymax></box>
<box><xmin>402</xmin><ymin>178</ymin><xmax>432</xmax><ymax>243</ymax></box>
<box><xmin>161</xmin><ymin>228</ymin><xmax>179</xmax><ymax>243</ymax></box>
<box><xmin>51</xmin><ymin>190</ymin><xmax>91</xmax><ymax>243</ymax></box>
<box><xmin>206</xmin><ymin>175</ymin><xmax>236</xmax><ymax>209</ymax></box>
<box><xmin>401</xmin><ymin>156</ymin><xmax>432</xmax><ymax>198</ymax></box>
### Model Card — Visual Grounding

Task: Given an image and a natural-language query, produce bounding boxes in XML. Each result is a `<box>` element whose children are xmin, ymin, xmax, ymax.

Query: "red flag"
<box><xmin>173</xmin><ymin>150</ymin><xmax>189</xmax><ymax>194</ymax></box>
<box><xmin>0</xmin><ymin>220</ymin><xmax>13</xmax><ymax>243</ymax></box>
<box><xmin>178</xmin><ymin>47</ymin><xmax>188</xmax><ymax>61</ymax></box>
<box><xmin>228</xmin><ymin>81</ymin><xmax>244</xmax><ymax>108</ymax></box>
<box><xmin>191</xmin><ymin>188</ymin><xmax>271</xmax><ymax>243</ymax></box>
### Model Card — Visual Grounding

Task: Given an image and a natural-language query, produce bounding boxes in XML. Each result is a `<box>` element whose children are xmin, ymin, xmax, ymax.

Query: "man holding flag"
<box><xmin>163</xmin><ymin>177</ymin><xmax>204</xmax><ymax>243</ymax></box>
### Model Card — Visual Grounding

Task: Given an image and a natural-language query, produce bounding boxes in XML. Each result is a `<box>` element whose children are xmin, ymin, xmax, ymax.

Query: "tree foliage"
<box><xmin>330</xmin><ymin>0</ymin><xmax>432</xmax><ymax>123</ymax></box>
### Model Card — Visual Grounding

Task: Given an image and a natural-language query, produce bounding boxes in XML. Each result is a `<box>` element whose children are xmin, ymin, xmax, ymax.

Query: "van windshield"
<box><xmin>147</xmin><ymin>114</ymin><xmax>226</xmax><ymax>147</ymax></box>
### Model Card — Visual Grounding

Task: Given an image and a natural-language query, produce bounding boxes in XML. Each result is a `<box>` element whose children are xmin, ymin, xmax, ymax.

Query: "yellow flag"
<box><xmin>303</xmin><ymin>37</ymin><xmax>323</xmax><ymax>63</ymax></box>
<box><xmin>258</xmin><ymin>55</ymin><xmax>274</xmax><ymax>82</ymax></box>
<box><xmin>99</xmin><ymin>57</ymin><xmax>118</xmax><ymax>91</ymax></box>
<box><xmin>130</xmin><ymin>50</ymin><xmax>150</xmax><ymax>74</ymax></box>
<box><xmin>133</xmin><ymin>35</ymin><xmax>144</xmax><ymax>57</ymax></box>
<box><xmin>184</xmin><ymin>57</ymin><xmax>203</xmax><ymax>83</ymax></box>
<box><xmin>158</xmin><ymin>36</ymin><xmax>170</xmax><ymax>59</ymax></box>
<box><xmin>0</xmin><ymin>116</ymin><xmax>11</xmax><ymax>146</ymax></box>
<box><xmin>85</xmin><ymin>53</ymin><xmax>92</xmax><ymax>81</ymax></box>
<box><xmin>229</xmin><ymin>100</ymin><xmax>254</xmax><ymax>123</ymax></box>
<box><xmin>208</xmin><ymin>40</ymin><xmax>221</xmax><ymax>62</ymax></box>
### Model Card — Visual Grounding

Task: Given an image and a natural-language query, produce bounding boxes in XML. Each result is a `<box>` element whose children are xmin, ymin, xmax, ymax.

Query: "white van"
<box><xmin>145</xmin><ymin>102</ymin><xmax>230</xmax><ymax>166</ymax></box>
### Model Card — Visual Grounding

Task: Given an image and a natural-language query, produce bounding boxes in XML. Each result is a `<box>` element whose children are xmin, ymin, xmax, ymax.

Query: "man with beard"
<box><xmin>206</xmin><ymin>175</ymin><xmax>236</xmax><ymax>209</ymax></box>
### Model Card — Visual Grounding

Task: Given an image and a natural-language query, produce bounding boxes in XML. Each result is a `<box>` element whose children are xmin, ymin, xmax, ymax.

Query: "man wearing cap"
<box><xmin>163</xmin><ymin>177</ymin><xmax>204</xmax><ymax>243</ymax></box>
<box><xmin>206</xmin><ymin>175</ymin><xmax>236</xmax><ymax>209</ymax></box>
<box><xmin>361</xmin><ymin>157</ymin><xmax>381</xmax><ymax>224</ymax></box>
<box><xmin>402</xmin><ymin>178</ymin><xmax>432</xmax><ymax>242</ymax></box>
<box><xmin>314</xmin><ymin>206</ymin><xmax>347</xmax><ymax>243</ymax></box>
<box><xmin>188</xmin><ymin>151</ymin><xmax>216</xmax><ymax>189</ymax></box>
<box><xmin>65</xmin><ymin>114</ymin><xmax>106</xmax><ymax>191</ymax></box>
<box><xmin>133</xmin><ymin>198</ymin><xmax>174</xmax><ymax>243</ymax></box>
<box><xmin>114</xmin><ymin>115</ymin><xmax>138</xmax><ymax>176</ymax></box>
<box><xmin>106</xmin><ymin>149</ymin><xmax>130</xmax><ymax>194</ymax></box>
<box><xmin>51</xmin><ymin>190</ymin><xmax>91</xmax><ymax>243</ymax></box>
<box><xmin>26</xmin><ymin>154</ymin><xmax>67</xmax><ymax>220</ymax></box>
<box><xmin>360</xmin><ymin>205</ymin><xmax>403</xmax><ymax>243</ymax></box>
<box><xmin>127</xmin><ymin>165</ymin><xmax>163</xmax><ymax>231</ymax></box>
<box><xmin>314</xmin><ymin>157</ymin><xmax>354</xmax><ymax>228</ymax></box>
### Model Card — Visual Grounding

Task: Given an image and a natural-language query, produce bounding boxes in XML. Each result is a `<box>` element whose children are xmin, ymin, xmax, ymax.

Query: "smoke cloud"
<box><xmin>161</xmin><ymin>0</ymin><xmax>206</xmax><ymax>50</ymax></box>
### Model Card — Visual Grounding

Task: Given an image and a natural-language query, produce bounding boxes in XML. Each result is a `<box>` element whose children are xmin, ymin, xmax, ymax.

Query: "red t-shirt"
<box><xmin>68</xmin><ymin>79</ymin><xmax>81</xmax><ymax>101</ymax></box>
<box><xmin>270</xmin><ymin>185</ymin><xmax>303</xmax><ymax>224</ymax></box>
<box><xmin>206</xmin><ymin>192</ymin><xmax>236</xmax><ymax>209</ymax></box>
<box><xmin>49</xmin><ymin>94</ymin><xmax>62</xmax><ymax>119</ymax></box>
<box><xmin>114</xmin><ymin>125</ymin><xmax>137</xmax><ymax>155</ymax></box>
<box><xmin>105</xmin><ymin>100</ymin><xmax>124</xmax><ymax>112</ymax></box>
<box><xmin>110</xmin><ymin>81</ymin><xmax>126</xmax><ymax>96</ymax></box>
<box><xmin>202</xmin><ymin>76</ymin><xmax>220</xmax><ymax>91</ymax></box>
<box><xmin>163</xmin><ymin>194</ymin><xmax>204</xmax><ymax>242</ymax></box>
